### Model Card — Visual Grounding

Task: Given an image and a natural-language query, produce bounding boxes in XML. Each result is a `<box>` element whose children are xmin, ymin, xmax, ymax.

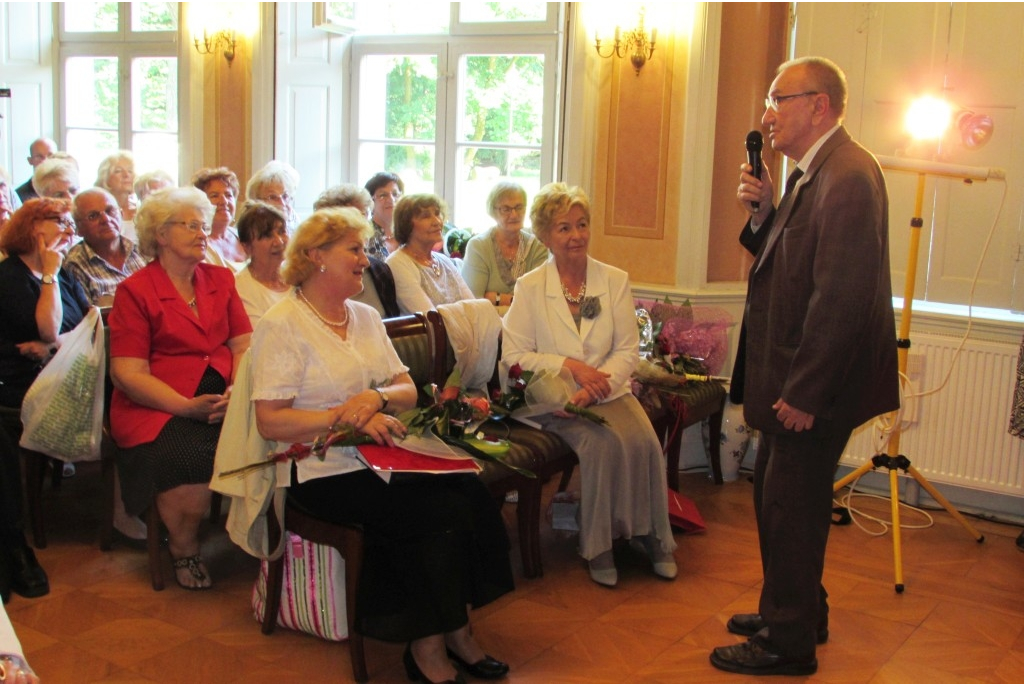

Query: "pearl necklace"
<box><xmin>561</xmin><ymin>280</ymin><xmax>587</xmax><ymax>305</ymax></box>
<box><xmin>298</xmin><ymin>287</ymin><xmax>348</xmax><ymax>327</ymax></box>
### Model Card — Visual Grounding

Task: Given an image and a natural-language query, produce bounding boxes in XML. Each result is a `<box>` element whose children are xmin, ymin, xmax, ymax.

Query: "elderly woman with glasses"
<box><xmin>108</xmin><ymin>187</ymin><xmax>251</xmax><ymax>590</ymax></box>
<box><xmin>0</xmin><ymin>198</ymin><xmax>89</xmax><ymax>600</ymax></box>
<box><xmin>363</xmin><ymin>171</ymin><xmax>404</xmax><ymax>261</ymax></box>
<box><xmin>246</xmin><ymin>161</ymin><xmax>300</xmax><ymax>233</ymax></box>
<box><xmin>461</xmin><ymin>181</ymin><xmax>549</xmax><ymax>310</ymax></box>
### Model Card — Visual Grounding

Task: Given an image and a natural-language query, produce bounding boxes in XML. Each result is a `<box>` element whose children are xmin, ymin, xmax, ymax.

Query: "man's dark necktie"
<box><xmin>784</xmin><ymin>167</ymin><xmax>804</xmax><ymax>196</ymax></box>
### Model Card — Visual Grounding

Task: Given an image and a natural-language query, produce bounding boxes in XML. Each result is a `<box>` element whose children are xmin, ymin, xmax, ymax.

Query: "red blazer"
<box><xmin>109</xmin><ymin>261</ymin><xmax>251</xmax><ymax>447</ymax></box>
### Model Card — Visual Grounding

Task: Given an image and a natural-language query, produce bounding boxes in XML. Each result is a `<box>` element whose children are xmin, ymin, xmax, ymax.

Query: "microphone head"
<box><xmin>746</xmin><ymin>130</ymin><xmax>763</xmax><ymax>152</ymax></box>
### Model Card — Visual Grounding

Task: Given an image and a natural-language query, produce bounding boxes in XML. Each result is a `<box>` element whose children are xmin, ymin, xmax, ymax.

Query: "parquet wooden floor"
<box><xmin>7</xmin><ymin>460</ymin><xmax>1024</xmax><ymax>683</ymax></box>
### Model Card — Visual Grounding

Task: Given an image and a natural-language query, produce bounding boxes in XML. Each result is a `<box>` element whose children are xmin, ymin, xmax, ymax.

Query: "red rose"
<box><xmin>508</xmin><ymin>363</ymin><xmax>522</xmax><ymax>379</ymax></box>
<box><xmin>439</xmin><ymin>385</ymin><xmax>461</xmax><ymax>403</ymax></box>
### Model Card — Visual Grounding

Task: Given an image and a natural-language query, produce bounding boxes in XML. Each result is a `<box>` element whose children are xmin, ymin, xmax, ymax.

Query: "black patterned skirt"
<box><xmin>118</xmin><ymin>367</ymin><xmax>226</xmax><ymax>515</ymax></box>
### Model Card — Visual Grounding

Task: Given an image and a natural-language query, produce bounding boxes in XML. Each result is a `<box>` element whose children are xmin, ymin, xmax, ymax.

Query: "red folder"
<box><xmin>356</xmin><ymin>444</ymin><xmax>482</xmax><ymax>475</ymax></box>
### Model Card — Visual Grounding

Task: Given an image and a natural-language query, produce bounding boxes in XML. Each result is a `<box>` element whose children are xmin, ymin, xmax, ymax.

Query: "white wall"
<box><xmin>0</xmin><ymin>2</ymin><xmax>54</xmax><ymax>190</ymax></box>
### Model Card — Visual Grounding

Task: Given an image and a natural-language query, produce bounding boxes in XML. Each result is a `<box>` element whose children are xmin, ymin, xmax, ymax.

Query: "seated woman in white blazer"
<box><xmin>501</xmin><ymin>182</ymin><xmax>677</xmax><ymax>588</ymax></box>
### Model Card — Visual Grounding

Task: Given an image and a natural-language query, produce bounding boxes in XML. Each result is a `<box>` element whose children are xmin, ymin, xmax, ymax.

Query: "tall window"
<box><xmin>349</xmin><ymin>3</ymin><xmax>560</xmax><ymax>231</ymax></box>
<box><xmin>58</xmin><ymin>2</ymin><xmax>179</xmax><ymax>185</ymax></box>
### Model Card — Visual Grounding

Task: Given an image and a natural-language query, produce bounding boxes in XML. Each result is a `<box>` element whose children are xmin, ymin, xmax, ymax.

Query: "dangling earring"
<box><xmin>319</xmin><ymin>264</ymin><xmax>327</xmax><ymax>273</ymax></box>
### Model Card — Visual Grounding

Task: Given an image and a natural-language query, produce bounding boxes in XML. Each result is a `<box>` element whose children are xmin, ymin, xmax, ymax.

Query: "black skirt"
<box><xmin>118</xmin><ymin>367</ymin><xmax>226</xmax><ymax>515</ymax></box>
<box><xmin>287</xmin><ymin>468</ymin><xmax>514</xmax><ymax>643</ymax></box>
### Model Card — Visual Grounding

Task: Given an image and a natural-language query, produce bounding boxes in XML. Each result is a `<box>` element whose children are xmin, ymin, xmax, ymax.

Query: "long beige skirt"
<box><xmin>530</xmin><ymin>392</ymin><xmax>676</xmax><ymax>560</ymax></box>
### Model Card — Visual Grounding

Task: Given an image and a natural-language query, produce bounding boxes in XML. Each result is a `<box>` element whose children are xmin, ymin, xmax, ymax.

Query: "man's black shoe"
<box><xmin>9</xmin><ymin>544</ymin><xmax>49</xmax><ymax>598</ymax></box>
<box><xmin>727</xmin><ymin>612</ymin><xmax>829</xmax><ymax>644</ymax></box>
<box><xmin>710</xmin><ymin>640</ymin><xmax>817</xmax><ymax>676</ymax></box>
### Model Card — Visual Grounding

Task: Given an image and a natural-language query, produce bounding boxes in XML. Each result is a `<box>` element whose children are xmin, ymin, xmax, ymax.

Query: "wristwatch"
<box><xmin>373</xmin><ymin>387</ymin><xmax>389</xmax><ymax>412</ymax></box>
<box><xmin>494</xmin><ymin>294</ymin><xmax>501</xmax><ymax>306</ymax></box>
<box><xmin>41</xmin><ymin>274</ymin><xmax>56</xmax><ymax>285</ymax></box>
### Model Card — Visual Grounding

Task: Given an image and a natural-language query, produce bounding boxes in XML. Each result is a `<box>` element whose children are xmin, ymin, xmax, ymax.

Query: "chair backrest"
<box><xmin>383</xmin><ymin>313</ymin><xmax>446</xmax><ymax>403</ymax></box>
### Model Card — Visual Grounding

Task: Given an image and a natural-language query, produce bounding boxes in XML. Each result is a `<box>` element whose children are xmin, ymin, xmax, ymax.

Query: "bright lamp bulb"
<box><xmin>905</xmin><ymin>96</ymin><xmax>953</xmax><ymax>141</ymax></box>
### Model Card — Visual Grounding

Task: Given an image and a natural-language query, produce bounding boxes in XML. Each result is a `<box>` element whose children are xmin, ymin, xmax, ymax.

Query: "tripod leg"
<box><xmin>889</xmin><ymin>467</ymin><xmax>905</xmax><ymax>593</ymax></box>
<box><xmin>906</xmin><ymin>465</ymin><xmax>985</xmax><ymax>542</ymax></box>
<box><xmin>833</xmin><ymin>458</ymin><xmax>878</xmax><ymax>492</ymax></box>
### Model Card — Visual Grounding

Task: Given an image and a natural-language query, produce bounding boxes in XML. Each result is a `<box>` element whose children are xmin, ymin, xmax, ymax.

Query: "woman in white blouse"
<box><xmin>386</xmin><ymin>194</ymin><xmax>475</xmax><ymax>314</ymax></box>
<box><xmin>234</xmin><ymin>201</ymin><xmax>290</xmax><ymax>327</ymax></box>
<box><xmin>251</xmin><ymin>207</ymin><xmax>513</xmax><ymax>683</ymax></box>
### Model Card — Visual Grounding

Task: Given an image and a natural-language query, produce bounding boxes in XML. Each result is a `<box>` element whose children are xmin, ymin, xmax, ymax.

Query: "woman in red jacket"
<box><xmin>109</xmin><ymin>187</ymin><xmax>251</xmax><ymax>590</ymax></box>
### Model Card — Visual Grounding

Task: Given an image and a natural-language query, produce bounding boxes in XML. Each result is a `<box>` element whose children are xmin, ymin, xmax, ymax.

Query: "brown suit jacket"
<box><xmin>740</xmin><ymin>127</ymin><xmax>900</xmax><ymax>434</ymax></box>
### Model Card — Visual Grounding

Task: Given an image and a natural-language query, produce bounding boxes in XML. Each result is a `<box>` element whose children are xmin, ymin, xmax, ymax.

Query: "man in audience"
<box><xmin>63</xmin><ymin>187</ymin><xmax>148</xmax><ymax>541</ymax></box>
<box><xmin>31</xmin><ymin>156</ymin><xmax>79</xmax><ymax>201</ymax></box>
<box><xmin>15</xmin><ymin>138</ymin><xmax>56</xmax><ymax>204</ymax></box>
<box><xmin>65</xmin><ymin>187</ymin><xmax>147</xmax><ymax>306</ymax></box>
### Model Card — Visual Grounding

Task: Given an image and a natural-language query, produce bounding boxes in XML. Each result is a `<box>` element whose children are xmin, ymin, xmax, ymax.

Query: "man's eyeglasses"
<box><xmin>374</xmin><ymin>191</ymin><xmax>402</xmax><ymax>202</ymax></box>
<box><xmin>497</xmin><ymin>204</ymin><xmax>525</xmax><ymax>216</ymax></box>
<box><xmin>765</xmin><ymin>91</ymin><xmax>819</xmax><ymax>112</ymax></box>
<box><xmin>165</xmin><ymin>220</ymin><xmax>210</xmax><ymax>234</ymax></box>
<box><xmin>85</xmin><ymin>206</ymin><xmax>121</xmax><ymax>222</ymax></box>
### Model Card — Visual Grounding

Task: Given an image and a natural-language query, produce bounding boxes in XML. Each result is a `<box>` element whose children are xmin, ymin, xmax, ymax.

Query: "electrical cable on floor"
<box><xmin>834</xmin><ymin>474</ymin><xmax>935</xmax><ymax>537</ymax></box>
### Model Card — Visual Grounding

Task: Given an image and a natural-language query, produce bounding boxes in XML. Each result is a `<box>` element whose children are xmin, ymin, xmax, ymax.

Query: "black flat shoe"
<box><xmin>404</xmin><ymin>644</ymin><xmax>465</xmax><ymax>684</ymax></box>
<box><xmin>446</xmin><ymin>648</ymin><xmax>510</xmax><ymax>679</ymax></box>
<box><xmin>727</xmin><ymin>612</ymin><xmax>829</xmax><ymax>644</ymax></box>
<box><xmin>710</xmin><ymin>640</ymin><xmax>817</xmax><ymax>676</ymax></box>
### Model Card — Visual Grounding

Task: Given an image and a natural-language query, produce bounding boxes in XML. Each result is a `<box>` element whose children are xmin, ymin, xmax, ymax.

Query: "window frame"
<box><xmin>55</xmin><ymin>2</ymin><xmax>180</xmax><ymax>180</ymax></box>
<box><xmin>349</xmin><ymin>28</ymin><xmax>561</xmax><ymax>229</ymax></box>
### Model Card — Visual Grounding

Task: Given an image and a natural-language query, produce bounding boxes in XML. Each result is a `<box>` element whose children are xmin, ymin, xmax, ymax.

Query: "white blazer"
<box><xmin>502</xmin><ymin>256</ymin><xmax>638</xmax><ymax>404</ymax></box>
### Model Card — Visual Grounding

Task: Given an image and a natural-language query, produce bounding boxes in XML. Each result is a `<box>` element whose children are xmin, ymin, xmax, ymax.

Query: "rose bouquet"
<box><xmin>491</xmin><ymin>364</ymin><xmax>609</xmax><ymax>426</ymax></box>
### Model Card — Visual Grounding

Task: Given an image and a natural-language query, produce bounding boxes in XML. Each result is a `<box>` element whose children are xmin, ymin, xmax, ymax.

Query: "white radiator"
<box><xmin>842</xmin><ymin>332</ymin><xmax>1024</xmax><ymax>497</ymax></box>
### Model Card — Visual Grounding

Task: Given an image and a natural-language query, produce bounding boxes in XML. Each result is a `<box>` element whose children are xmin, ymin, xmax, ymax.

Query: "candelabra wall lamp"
<box><xmin>594</xmin><ymin>7</ymin><xmax>657</xmax><ymax>75</ymax></box>
<box><xmin>194</xmin><ymin>27</ymin><xmax>236</xmax><ymax>64</ymax></box>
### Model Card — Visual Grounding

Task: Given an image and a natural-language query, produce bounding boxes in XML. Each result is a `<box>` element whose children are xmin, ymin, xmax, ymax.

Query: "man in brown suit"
<box><xmin>711</xmin><ymin>56</ymin><xmax>900</xmax><ymax>676</ymax></box>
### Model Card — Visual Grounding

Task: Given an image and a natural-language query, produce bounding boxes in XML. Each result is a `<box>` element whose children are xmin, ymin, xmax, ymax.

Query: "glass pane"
<box><xmin>131</xmin><ymin>2</ymin><xmax>178</xmax><ymax>31</ymax></box>
<box><xmin>65</xmin><ymin>2</ymin><xmax>119</xmax><ymax>32</ymax></box>
<box><xmin>358</xmin><ymin>142</ymin><xmax>435</xmax><ymax>196</ymax></box>
<box><xmin>453</xmin><ymin>146</ymin><xmax>541</xmax><ymax>232</ymax></box>
<box><xmin>66</xmin><ymin>129</ymin><xmax>119</xmax><ymax>187</ymax></box>
<box><xmin>132</xmin><ymin>132</ymin><xmax>179</xmax><ymax>185</ymax></box>
<box><xmin>65</xmin><ymin>56</ymin><xmax>120</xmax><ymax>130</ymax></box>
<box><xmin>354</xmin><ymin>1</ymin><xmax>449</xmax><ymax>34</ymax></box>
<box><xmin>458</xmin><ymin>53</ymin><xmax>544</xmax><ymax>146</ymax></box>
<box><xmin>132</xmin><ymin>57</ymin><xmax>178</xmax><ymax>132</ymax></box>
<box><xmin>325</xmin><ymin>2</ymin><xmax>356</xmax><ymax>24</ymax></box>
<box><xmin>359</xmin><ymin>55</ymin><xmax>438</xmax><ymax>143</ymax></box>
<box><xmin>459</xmin><ymin>2</ymin><xmax>548</xmax><ymax>23</ymax></box>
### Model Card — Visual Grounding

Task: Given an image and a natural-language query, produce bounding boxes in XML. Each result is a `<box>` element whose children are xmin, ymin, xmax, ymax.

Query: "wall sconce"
<box><xmin>194</xmin><ymin>28</ymin><xmax>236</xmax><ymax>64</ymax></box>
<box><xmin>594</xmin><ymin>7</ymin><xmax>657</xmax><ymax>76</ymax></box>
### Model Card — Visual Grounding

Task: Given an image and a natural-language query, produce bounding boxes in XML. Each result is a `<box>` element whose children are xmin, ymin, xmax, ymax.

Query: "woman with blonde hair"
<box><xmin>250</xmin><ymin>206</ymin><xmax>512</xmax><ymax>682</ymax></box>
<box><xmin>502</xmin><ymin>182</ymin><xmax>677</xmax><ymax>588</ymax></box>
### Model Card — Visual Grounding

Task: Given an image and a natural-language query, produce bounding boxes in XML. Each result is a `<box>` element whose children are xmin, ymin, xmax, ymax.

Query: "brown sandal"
<box><xmin>172</xmin><ymin>554</ymin><xmax>212</xmax><ymax>590</ymax></box>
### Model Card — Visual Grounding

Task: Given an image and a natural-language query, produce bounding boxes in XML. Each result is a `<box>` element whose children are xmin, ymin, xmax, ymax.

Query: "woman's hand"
<box><xmin>330</xmin><ymin>389</ymin><xmax>389</xmax><ymax>430</ymax></box>
<box><xmin>554</xmin><ymin>388</ymin><xmax>595</xmax><ymax>417</ymax></box>
<box><xmin>181</xmin><ymin>393</ymin><xmax>230</xmax><ymax>424</ymax></box>
<box><xmin>15</xmin><ymin>341</ymin><xmax>54</xmax><ymax>363</ymax></box>
<box><xmin>563</xmin><ymin>358</ymin><xmax>611</xmax><ymax>403</ymax></box>
<box><xmin>359</xmin><ymin>412</ymin><xmax>408</xmax><ymax>447</ymax></box>
<box><xmin>37</xmin><ymin>232</ymin><xmax>65</xmax><ymax>277</ymax></box>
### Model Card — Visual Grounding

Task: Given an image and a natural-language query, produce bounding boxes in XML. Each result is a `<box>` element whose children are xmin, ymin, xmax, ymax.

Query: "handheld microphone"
<box><xmin>745</xmin><ymin>130</ymin><xmax>763</xmax><ymax>210</ymax></box>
